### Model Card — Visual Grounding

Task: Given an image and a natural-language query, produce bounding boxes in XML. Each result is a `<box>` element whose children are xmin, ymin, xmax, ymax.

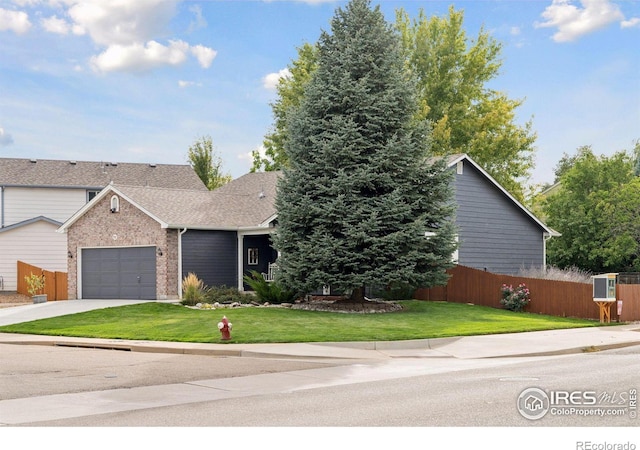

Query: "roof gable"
<box><xmin>0</xmin><ymin>158</ymin><xmax>207</xmax><ymax>191</ymax></box>
<box><xmin>59</xmin><ymin>172</ymin><xmax>281</xmax><ymax>232</ymax></box>
<box><xmin>0</xmin><ymin>216</ymin><xmax>62</xmax><ymax>234</ymax></box>
<box><xmin>447</xmin><ymin>154</ymin><xmax>558</xmax><ymax>236</ymax></box>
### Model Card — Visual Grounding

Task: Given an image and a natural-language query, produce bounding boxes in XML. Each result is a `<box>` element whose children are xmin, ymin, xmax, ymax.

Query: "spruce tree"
<box><xmin>274</xmin><ymin>0</ymin><xmax>457</xmax><ymax>301</ymax></box>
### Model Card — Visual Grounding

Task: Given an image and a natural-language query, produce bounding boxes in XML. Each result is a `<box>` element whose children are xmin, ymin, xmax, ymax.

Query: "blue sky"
<box><xmin>0</xmin><ymin>0</ymin><xmax>638</xmax><ymax>187</ymax></box>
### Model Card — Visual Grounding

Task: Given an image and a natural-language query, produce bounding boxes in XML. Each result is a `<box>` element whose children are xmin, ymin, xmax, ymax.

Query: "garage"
<box><xmin>81</xmin><ymin>247</ymin><xmax>157</xmax><ymax>299</ymax></box>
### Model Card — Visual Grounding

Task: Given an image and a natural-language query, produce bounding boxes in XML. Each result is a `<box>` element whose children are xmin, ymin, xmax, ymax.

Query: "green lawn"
<box><xmin>0</xmin><ymin>301</ymin><xmax>601</xmax><ymax>344</ymax></box>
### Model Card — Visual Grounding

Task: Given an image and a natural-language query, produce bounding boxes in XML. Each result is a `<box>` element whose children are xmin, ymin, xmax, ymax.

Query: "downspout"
<box><xmin>1</xmin><ymin>186</ymin><xmax>4</xmax><ymax>228</ymax></box>
<box><xmin>543</xmin><ymin>233</ymin><xmax>551</xmax><ymax>272</ymax></box>
<box><xmin>237</xmin><ymin>232</ymin><xmax>244</xmax><ymax>291</ymax></box>
<box><xmin>178</xmin><ymin>228</ymin><xmax>188</xmax><ymax>299</ymax></box>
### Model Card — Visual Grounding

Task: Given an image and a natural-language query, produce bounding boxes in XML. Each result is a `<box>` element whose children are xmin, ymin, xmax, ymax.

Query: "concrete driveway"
<box><xmin>0</xmin><ymin>299</ymin><xmax>156</xmax><ymax>327</ymax></box>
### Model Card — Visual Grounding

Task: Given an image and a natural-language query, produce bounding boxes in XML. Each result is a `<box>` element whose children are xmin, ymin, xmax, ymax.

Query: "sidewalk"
<box><xmin>0</xmin><ymin>300</ymin><xmax>639</xmax><ymax>360</ymax></box>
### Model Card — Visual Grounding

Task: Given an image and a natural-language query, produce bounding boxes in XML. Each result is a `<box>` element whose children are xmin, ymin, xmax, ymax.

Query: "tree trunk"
<box><xmin>349</xmin><ymin>286</ymin><xmax>365</xmax><ymax>303</ymax></box>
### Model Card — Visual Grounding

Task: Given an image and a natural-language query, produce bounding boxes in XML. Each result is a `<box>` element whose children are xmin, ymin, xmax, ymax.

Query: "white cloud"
<box><xmin>262</xmin><ymin>68</ymin><xmax>291</xmax><ymax>90</ymax></box>
<box><xmin>178</xmin><ymin>80</ymin><xmax>202</xmax><ymax>88</ymax></box>
<box><xmin>621</xmin><ymin>17</ymin><xmax>640</xmax><ymax>28</ymax></box>
<box><xmin>0</xmin><ymin>8</ymin><xmax>31</xmax><ymax>34</ymax></box>
<box><xmin>191</xmin><ymin>44</ymin><xmax>217</xmax><ymax>68</ymax></box>
<box><xmin>0</xmin><ymin>127</ymin><xmax>14</xmax><ymax>146</ymax></box>
<box><xmin>41</xmin><ymin>15</ymin><xmax>70</xmax><ymax>34</ymax></box>
<box><xmin>188</xmin><ymin>4</ymin><xmax>207</xmax><ymax>32</ymax></box>
<box><xmin>535</xmin><ymin>0</ymin><xmax>624</xmax><ymax>42</ymax></box>
<box><xmin>90</xmin><ymin>39</ymin><xmax>190</xmax><ymax>73</ymax></box>
<box><xmin>67</xmin><ymin>0</ymin><xmax>179</xmax><ymax>46</ymax></box>
<box><xmin>31</xmin><ymin>0</ymin><xmax>219</xmax><ymax>73</ymax></box>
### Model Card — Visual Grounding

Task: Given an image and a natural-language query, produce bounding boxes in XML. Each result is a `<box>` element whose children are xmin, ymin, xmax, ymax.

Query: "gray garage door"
<box><xmin>82</xmin><ymin>247</ymin><xmax>157</xmax><ymax>299</ymax></box>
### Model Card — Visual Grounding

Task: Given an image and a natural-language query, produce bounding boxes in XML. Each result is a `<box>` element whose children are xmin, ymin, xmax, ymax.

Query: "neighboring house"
<box><xmin>448</xmin><ymin>154</ymin><xmax>559</xmax><ymax>275</ymax></box>
<box><xmin>58</xmin><ymin>154</ymin><xmax>558</xmax><ymax>300</ymax></box>
<box><xmin>0</xmin><ymin>158</ymin><xmax>206</xmax><ymax>292</ymax></box>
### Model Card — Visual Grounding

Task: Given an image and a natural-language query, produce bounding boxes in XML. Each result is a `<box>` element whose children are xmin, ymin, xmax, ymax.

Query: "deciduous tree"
<box><xmin>187</xmin><ymin>136</ymin><xmax>231</xmax><ymax>190</ymax></box>
<box><xmin>544</xmin><ymin>146</ymin><xmax>639</xmax><ymax>272</ymax></box>
<box><xmin>396</xmin><ymin>6</ymin><xmax>536</xmax><ymax>201</ymax></box>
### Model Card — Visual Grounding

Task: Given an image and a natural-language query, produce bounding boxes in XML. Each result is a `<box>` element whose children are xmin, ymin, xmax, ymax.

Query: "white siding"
<box><xmin>3</xmin><ymin>187</ymin><xmax>88</xmax><ymax>225</ymax></box>
<box><xmin>0</xmin><ymin>221</ymin><xmax>67</xmax><ymax>291</ymax></box>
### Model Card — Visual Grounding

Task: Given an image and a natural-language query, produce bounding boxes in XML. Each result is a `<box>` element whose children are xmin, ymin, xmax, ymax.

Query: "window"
<box><xmin>456</xmin><ymin>161</ymin><xmax>464</xmax><ymax>175</ymax></box>
<box><xmin>110</xmin><ymin>195</ymin><xmax>120</xmax><ymax>213</ymax></box>
<box><xmin>87</xmin><ymin>190</ymin><xmax>100</xmax><ymax>202</ymax></box>
<box><xmin>248</xmin><ymin>248</ymin><xmax>259</xmax><ymax>265</ymax></box>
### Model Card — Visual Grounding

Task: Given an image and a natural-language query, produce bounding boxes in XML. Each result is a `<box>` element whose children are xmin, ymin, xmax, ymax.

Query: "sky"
<box><xmin>0</xmin><ymin>0</ymin><xmax>638</xmax><ymax>188</ymax></box>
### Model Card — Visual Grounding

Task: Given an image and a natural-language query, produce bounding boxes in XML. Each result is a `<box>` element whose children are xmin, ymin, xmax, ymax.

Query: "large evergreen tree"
<box><xmin>253</xmin><ymin>6</ymin><xmax>535</xmax><ymax>203</ymax></box>
<box><xmin>274</xmin><ymin>0</ymin><xmax>457</xmax><ymax>301</ymax></box>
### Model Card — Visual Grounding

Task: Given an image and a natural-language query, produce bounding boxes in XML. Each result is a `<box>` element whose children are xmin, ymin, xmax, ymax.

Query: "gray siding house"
<box><xmin>449</xmin><ymin>154</ymin><xmax>558</xmax><ymax>275</ymax></box>
<box><xmin>58</xmin><ymin>155</ymin><xmax>557</xmax><ymax>299</ymax></box>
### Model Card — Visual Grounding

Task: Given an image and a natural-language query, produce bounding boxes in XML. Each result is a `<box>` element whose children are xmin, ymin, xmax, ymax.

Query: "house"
<box><xmin>447</xmin><ymin>154</ymin><xmax>559</xmax><ymax>275</ymax></box>
<box><xmin>0</xmin><ymin>158</ymin><xmax>206</xmax><ymax>292</ymax></box>
<box><xmin>58</xmin><ymin>154</ymin><xmax>558</xmax><ymax>300</ymax></box>
<box><xmin>58</xmin><ymin>172</ymin><xmax>279</xmax><ymax>299</ymax></box>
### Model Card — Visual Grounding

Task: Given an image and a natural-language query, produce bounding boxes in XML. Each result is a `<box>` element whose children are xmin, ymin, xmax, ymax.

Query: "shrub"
<box><xmin>204</xmin><ymin>285</ymin><xmax>248</xmax><ymax>304</ymax></box>
<box><xmin>517</xmin><ymin>265</ymin><xmax>592</xmax><ymax>284</ymax></box>
<box><xmin>25</xmin><ymin>273</ymin><xmax>45</xmax><ymax>297</ymax></box>
<box><xmin>500</xmin><ymin>283</ymin><xmax>531</xmax><ymax>312</ymax></box>
<box><xmin>243</xmin><ymin>271</ymin><xmax>298</xmax><ymax>304</ymax></box>
<box><xmin>181</xmin><ymin>273</ymin><xmax>205</xmax><ymax>306</ymax></box>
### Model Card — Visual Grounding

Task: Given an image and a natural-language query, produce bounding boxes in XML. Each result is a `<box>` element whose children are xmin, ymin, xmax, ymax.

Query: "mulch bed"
<box><xmin>292</xmin><ymin>296</ymin><xmax>402</xmax><ymax>314</ymax></box>
<box><xmin>0</xmin><ymin>292</ymin><xmax>32</xmax><ymax>308</ymax></box>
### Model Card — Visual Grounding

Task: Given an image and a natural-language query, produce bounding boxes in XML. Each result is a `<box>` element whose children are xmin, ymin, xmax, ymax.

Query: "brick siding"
<box><xmin>66</xmin><ymin>193</ymin><xmax>179</xmax><ymax>299</ymax></box>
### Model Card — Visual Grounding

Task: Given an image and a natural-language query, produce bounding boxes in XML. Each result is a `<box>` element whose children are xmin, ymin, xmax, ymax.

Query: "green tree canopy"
<box><xmin>251</xmin><ymin>43</ymin><xmax>318</xmax><ymax>172</ymax></box>
<box><xmin>253</xmin><ymin>5</ymin><xmax>535</xmax><ymax>202</ymax></box>
<box><xmin>544</xmin><ymin>146</ymin><xmax>640</xmax><ymax>272</ymax></box>
<box><xmin>274</xmin><ymin>0</ymin><xmax>458</xmax><ymax>301</ymax></box>
<box><xmin>187</xmin><ymin>136</ymin><xmax>232</xmax><ymax>190</ymax></box>
<box><xmin>396</xmin><ymin>6</ymin><xmax>536</xmax><ymax>201</ymax></box>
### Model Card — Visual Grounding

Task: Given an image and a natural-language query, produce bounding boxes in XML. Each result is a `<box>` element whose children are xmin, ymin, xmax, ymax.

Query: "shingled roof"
<box><xmin>0</xmin><ymin>158</ymin><xmax>207</xmax><ymax>191</ymax></box>
<box><xmin>59</xmin><ymin>171</ymin><xmax>281</xmax><ymax>231</ymax></box>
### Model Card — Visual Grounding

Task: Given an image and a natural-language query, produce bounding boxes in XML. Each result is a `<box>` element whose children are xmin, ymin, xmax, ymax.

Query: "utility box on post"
<box><xmin>592</xmin><ymin>273</ymin><xmax>618</xmax><ymax>323</ymax></box>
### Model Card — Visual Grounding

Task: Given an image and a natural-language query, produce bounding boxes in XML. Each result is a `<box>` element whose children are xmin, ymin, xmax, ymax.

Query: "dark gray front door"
<box><xmin>82</xmin><ymin>247</ymin><xmax>157</xmax><ymax>299</ymax></box>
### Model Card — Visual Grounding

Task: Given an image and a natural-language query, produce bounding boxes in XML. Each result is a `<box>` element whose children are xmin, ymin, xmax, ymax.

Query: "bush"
<box><xmin>25</xmin><ymin>273</ymin><xmax>45</xmax><ymax>297</ymax></box>
<box><xmin>243</xmin><ymin>271</ymin><xmax>298</xmax><ymax>304</ymax></box>
<box><xmin>517</xmin><ymin>265</ymin><xmax>592</xmax><ymax>284</ymax></box>
<box><xmin>500</xmin><ymin>283</ymin><xmax>531</xmax><ymax>312</ymax></box>
<box><xmin>204</xmin><ymin>285</ymin><xmax>248</xmax><ymax>304</ymax></box>
<box><xmin>181</xmin><ymin>273</ymin><xmax>205</xmax><ymax>306</ymax></box>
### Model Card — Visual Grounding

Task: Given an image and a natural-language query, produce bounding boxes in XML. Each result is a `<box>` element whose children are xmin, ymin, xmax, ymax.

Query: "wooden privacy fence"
<box><xmin>17</xmin><ymin>261</ymin><xmax>68</xmax><ymax>301</ymax></box>
<box><xmin>415</xmin><ymin>265</ymin><xmax>640</xmax><ymax>322</ymax></box>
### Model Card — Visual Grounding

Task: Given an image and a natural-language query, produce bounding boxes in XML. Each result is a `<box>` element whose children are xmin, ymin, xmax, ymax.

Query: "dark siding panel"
<box><xmin>242</xmin><ymin>235</ymin><xmax>278</xmax><ymax>290</ymax></box>
<box><xmin>453</xmin><ymin>162</ymin><xmax>544</xmax><ymax>275</ymax></box>
<box><xmin>182</xmin><ymin>230</ymin><xmax>237</xmax><ymax>288</ymax></box>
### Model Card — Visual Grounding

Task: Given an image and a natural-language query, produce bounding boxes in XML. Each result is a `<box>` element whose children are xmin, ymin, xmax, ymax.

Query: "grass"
<box><xmin>0</xmin><ymin>301</ymin><xmax>601</xmax><ymax>344</ymax></box>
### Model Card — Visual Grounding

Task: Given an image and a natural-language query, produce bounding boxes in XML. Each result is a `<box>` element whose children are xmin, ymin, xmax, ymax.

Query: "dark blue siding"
<box><xmin>242</xmin><ymin>235</ymin><xmax>278</xmax><ymax>290</ymax></box>
<box><xmin>453</xmin><ymin>161</ymin><xmax>544</xmax><ymax>275</ymax></box>
<box><xmin>182</xmin><ymin>230</ymin><xmax>237</xmax><ymax>288</ymax></box>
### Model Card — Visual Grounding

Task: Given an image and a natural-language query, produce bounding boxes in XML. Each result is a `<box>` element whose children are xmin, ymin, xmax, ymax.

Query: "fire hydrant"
<box><xmin>217</xmin><ymin>316</ymin><xmax>232</xmax><ymax>341</ymax></box>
